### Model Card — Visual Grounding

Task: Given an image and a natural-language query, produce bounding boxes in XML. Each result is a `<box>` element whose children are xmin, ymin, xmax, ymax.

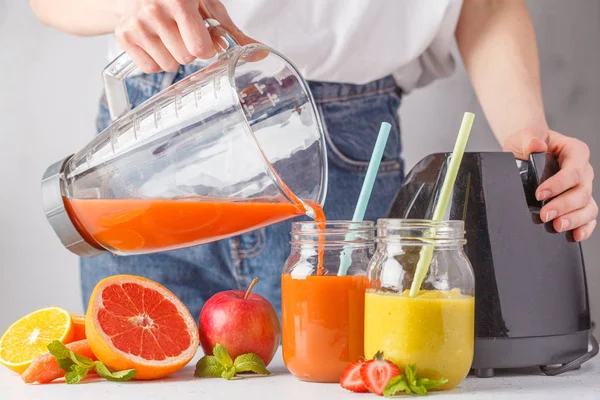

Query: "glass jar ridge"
<box><xmin>290</xmin><ymin>220</ymin><xmax>375</xmax><ymax>248</ymax></box>
<box><xmin>376</xmin><ymin>219</ymin><xmax>466</xmax><ymax>248</ymax></box>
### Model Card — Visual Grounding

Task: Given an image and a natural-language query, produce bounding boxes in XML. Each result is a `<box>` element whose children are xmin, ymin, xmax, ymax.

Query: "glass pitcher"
<box><xmin>42</xmin><ymin>19</ymin><xmax>328</xmax><ymax>257</ymax></box>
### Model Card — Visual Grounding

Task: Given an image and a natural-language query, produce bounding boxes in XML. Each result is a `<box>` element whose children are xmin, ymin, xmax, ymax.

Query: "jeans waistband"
<box><xmin>307</xmin><ymin>75</ymin><xmax>399</xmax><ymax>103</ymax></box>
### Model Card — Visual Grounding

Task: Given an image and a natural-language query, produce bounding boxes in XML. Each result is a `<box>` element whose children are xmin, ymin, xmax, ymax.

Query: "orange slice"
<box><xmin>0</xmin><ymin>307</ymin><xmax>74</xmax><ymax>373</ymax></box>
<box><xmin>71</xmin><ymin>314</ymin><xmax>87</xmax><ymax>341</ymax></box>
<box><xmin>86</xmin><ymin>275</ymin><xmax>199</xmax><ymax>380</ymax></box>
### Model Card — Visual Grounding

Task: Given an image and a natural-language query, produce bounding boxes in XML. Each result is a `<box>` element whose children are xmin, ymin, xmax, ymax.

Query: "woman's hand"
<box><xmin>116</xmin><ymin>0</ymin><xmax>255</xmax><ymax>73</ymax></box>
<box><xmin>504</xmin><ymin>129</ymin><xmax>597</xmax><ymax>241</ymax></box>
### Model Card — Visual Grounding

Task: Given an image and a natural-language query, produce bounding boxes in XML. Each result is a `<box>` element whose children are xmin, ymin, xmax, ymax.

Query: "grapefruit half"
<box><xmin>86</xmin><ymin>275</ymin><xmax>199</xmax><ymax>380</ymax></box>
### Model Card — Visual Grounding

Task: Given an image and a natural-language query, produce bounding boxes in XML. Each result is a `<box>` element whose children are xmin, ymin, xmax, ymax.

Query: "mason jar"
<box><xmin>365</xmin><ymin>219</ymin><xmax>475</xmax><ymax>391</ymax></box>
<box><xmin>282</xmin><ymin>221</ymin><xmax>375</xmax><ymax>382</ymax></box>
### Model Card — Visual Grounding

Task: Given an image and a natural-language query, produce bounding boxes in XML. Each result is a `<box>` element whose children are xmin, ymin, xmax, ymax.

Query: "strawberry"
<box><xmin>339</xmin><ymin>360</ymin><xmax>369</xmax><ymax>393</ymax></box>
<box><xmin>360</xmin><ymin>351</ymin><xmax>400</xmax><ymax>396</ymax></box>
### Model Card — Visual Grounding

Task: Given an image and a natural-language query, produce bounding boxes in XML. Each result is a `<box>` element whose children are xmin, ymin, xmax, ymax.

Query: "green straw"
<box><xmin>408</xmin><ymin>112</ymin><xmax>475</xmax><ymax>297</ymax></box>
<box><xmin>338</xmin><ymin>122</ymin><xmax>391</xmax><ymax>276</ymax></box>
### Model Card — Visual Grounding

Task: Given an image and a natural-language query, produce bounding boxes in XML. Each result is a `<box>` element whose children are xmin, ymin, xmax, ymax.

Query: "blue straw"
<box><xmin>338</xmin><ymin>122</ymin><xmax>391</xmax><ymax>276</ymax></box>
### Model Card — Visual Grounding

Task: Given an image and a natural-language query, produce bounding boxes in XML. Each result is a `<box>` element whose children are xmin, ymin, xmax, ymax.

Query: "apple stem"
<box><xmin>244</xmin><ymin>278</ymin><xmax>259</xmax><ymax>300</ymax></box>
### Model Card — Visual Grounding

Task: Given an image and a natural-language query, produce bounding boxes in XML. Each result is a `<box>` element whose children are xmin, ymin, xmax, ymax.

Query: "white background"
<box><xmin>0</xmin><ymin>1</ymin><xmax>598</xmax><ymax>335</ymax></box>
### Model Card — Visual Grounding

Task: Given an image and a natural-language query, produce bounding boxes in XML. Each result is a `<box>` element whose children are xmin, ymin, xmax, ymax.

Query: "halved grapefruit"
<box><xmin>85</xmin><ymin>275</ymin><xmax>199</xmax><ymax>380</ymax></box>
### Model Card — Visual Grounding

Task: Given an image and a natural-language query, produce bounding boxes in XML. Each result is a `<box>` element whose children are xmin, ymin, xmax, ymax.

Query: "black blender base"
<box><xmin>471</xmin><ymin>331</ymin><xmax>593</xmax><ymax>378</ymax></box>
<box><xmin>473</xmin><ymin>364</ymin><xmax>582</xmax><ymax>378</ymax></box>
<box><xmin>473</xmin><ymin>368</ymin><xmax>495</xmax><ymax>378</ymax></box>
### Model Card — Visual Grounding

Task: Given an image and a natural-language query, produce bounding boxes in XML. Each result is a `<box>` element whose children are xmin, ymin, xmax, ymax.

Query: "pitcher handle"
<box><xmin>102</xmin><ymin>18</ymin><xmax>240</xmax><ymax>120</ymax></box>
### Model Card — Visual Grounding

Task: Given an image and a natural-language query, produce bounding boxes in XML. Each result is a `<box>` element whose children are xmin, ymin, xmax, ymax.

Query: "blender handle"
<box><xmin>102</xmin><ymin>18</ymin><xmax>240</xmax><ymax>120</ymax></box>
<box><xmin>530</xmin><ymin>152</ymin><xmax>559</xmax><ymax>206</ymax></box>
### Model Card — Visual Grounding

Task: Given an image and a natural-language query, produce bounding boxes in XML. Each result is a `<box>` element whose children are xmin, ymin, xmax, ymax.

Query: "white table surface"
<box><xmin>2</xmin><ymin>348</ymin><xmax>599</xmax><ymax>400</ymax></box>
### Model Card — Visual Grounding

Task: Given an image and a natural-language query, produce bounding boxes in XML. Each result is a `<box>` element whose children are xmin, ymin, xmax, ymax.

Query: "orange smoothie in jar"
<box><xmin>281</xmin><ymin>274</ymin><xmax>367</xmax><ymax>382</ymax></box>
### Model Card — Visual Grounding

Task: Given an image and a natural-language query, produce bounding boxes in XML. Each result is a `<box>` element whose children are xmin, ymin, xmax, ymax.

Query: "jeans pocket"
<box><xmin>317</xmin><ymin>92</ymin><xmax>402</xmax><ymax>174</ymax></box>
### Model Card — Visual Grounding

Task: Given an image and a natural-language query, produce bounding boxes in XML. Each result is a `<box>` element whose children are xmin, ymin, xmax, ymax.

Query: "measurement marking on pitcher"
<box><xmin>254</xmin><ymin>83</ymin><xmax>265</xmax><ymax>94</ymax></box>
<box><xmin>194</xmin><ymin>84</ymin><xmax>201</xmax><ymax>108</ymax></box>
<box><xmin>175</xmin><ymin>94</ymin><xmax>182</xmax><ymax>117</ymax></box>
<box><xmin>213</xmin><ymin>75</ymin><xmax>221</xmax><ymax>99</ymax></box>
<box><xmin>243</xmin><ymin>104</ymin><xmax>255</xmax><ymax>117</ymax></box>
<box><xmin>154</xmin><ymin>106</ymin><xmax>161</xmax><ymax>128</ymax></box>
<box><xmin>267</xmin><ymin>93</ymin><xmax>279</xmax><ymax>106</ymax></box>
<box><xmin>133</xmin><ymin>117</ymin><xmax>139</xmax><ymax>140</ymax></box>
<box><xmin>109</xmin><ymin>128</ymin><xmax>117</xmax><ymax>153</ymax></box>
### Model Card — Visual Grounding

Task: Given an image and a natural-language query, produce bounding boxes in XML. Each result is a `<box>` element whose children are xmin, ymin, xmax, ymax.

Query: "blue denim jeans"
<box><xmin>80</xmin><ymin>66</ymin><xmax>404</xmax><ymax>321</ymax></box>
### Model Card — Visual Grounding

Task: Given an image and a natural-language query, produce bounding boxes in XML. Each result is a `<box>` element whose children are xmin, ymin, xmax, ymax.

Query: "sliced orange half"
<box><xmin>0</xmin><ymin>307</ymin><xmax>74</xmax><ymax>373</ymax></box>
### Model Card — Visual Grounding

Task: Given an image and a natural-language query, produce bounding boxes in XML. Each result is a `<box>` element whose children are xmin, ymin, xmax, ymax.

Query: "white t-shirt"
<box><xmin>107</xmin><ymin>0</ymin><xmax>463</xmax><ymax>92</ymax></box>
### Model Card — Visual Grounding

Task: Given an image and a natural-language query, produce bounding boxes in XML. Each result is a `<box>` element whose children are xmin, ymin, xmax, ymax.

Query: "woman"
<box><xmin>30</xmin><ymin>0</ymin><xmax>597</xmax><ymax>318</ymax></box>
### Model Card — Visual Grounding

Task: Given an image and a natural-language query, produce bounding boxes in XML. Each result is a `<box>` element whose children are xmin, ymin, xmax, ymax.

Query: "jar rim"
<box><xmin>376</xmin><ymin>218</ymin><xmax>465</xmax><ymax>243</ymax></box>
<box><xmin>290</xmin><ymin>220</ymin><xmax>375</xmax><ymax>246</ymax></box>
<box><xmin>291</xmin><ymin>220</ymin><xmax>375</xmax><ymax>233</ymax></box>
<box><xmin>377</xmin><ymin>219</ymin><xmax>464</xmax><ymax>229</ymax></box>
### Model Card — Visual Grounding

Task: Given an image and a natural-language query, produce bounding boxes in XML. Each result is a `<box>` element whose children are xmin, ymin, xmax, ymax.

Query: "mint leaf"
<box><xmin>195</xmin><ymin>355</ymin><xmax>225</xmax><ymax>378</ymax></box>
<box><xmin>71</xmin><ymin>352</ymin><xmax>94</xmax><ymax>366</ymax></box>
<box><xmin>47</xmin><ymin>341</ymin><xmax>71</xmax><ymax>360</ymax></box>
<box><xmin>47</xmin><ymin>341</ymin><xmax>76</xmax><ymax>372</ymax></box>
<box><xmin>213</xmin><ymin>344</ymin><xmax>233</xmax><ymax>367</ymax></box>
<box><xmin>65</xmin><ymin>365</ymin><xmax>92</xmax><ymax>384</ymax></box>
<box><xmin>384</xmin><ymin>365</ymin><xmax>449</xmax><ymax>397</ymax></box>
<box><xmin>94</xmin><ymin>362</ymin><xmax>136</xmax><ymax>382</ymax></box>
<box><xmin>234</xmin><ymin>353</ymin><xmax>270</xmax><ymax>375</ymax></box>
<box><xmin>48</xmin><ymin>340</ymin><xmax>135</xmax><ymax>384</ymax></box>
<box><xmin>417</xmin><ymin>377</ymin><xmax>448</xmax><ymax>390</ymax></box>
<box><xmin>47</xmin><ymin>340</ymin><xmax>94</xmax><ymax>374</ymax></box>
<box><xmin>195</xmin><ymin>347</ymin><xmax>271</xmax><ymax>381</ymax></box>
<box><xmin>221</xmin><ymin>366</ymin><xmax>236</xmax><ymax>380</ymax></box>
<box><xmin>65</xmin><ymin>370</ymin><xmax>83</xmax><ymax>384</ymax></box>
<box><xmin>411</xmin><ymin>385</ymin><xmax>427</xmax><ymax>396</ymax></box>
<box><xmin>405</xmin><ymin>364</ymin><xmax>417</xmax><ymax>386</ymax></box>
<box><xmin>48</xmin><ymin>341</ymin><xmax>94</xmax><ymax>367</ymax></box>
<box><xmin>56</xmin><ymin>357</ymin><xmax>76</xmax><ymax>372</ymax></box>
<box><xmin>384</xmin><ymin>375</ymin><xmax>411</xmax><ymax>397</ymax></box>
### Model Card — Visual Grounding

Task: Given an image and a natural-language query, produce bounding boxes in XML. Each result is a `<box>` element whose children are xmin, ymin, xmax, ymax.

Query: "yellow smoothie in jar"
<box><xmin>364</xmin><ymin>289</ymin><xmax>474</xmax><ymax>391</ymax></box>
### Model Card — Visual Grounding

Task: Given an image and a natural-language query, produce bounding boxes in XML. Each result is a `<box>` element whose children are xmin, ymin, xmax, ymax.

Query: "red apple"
<box><xmin>198</xmin><ymin>278</ymin><xmax>281</xmax><ymax>366</ymax></box>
